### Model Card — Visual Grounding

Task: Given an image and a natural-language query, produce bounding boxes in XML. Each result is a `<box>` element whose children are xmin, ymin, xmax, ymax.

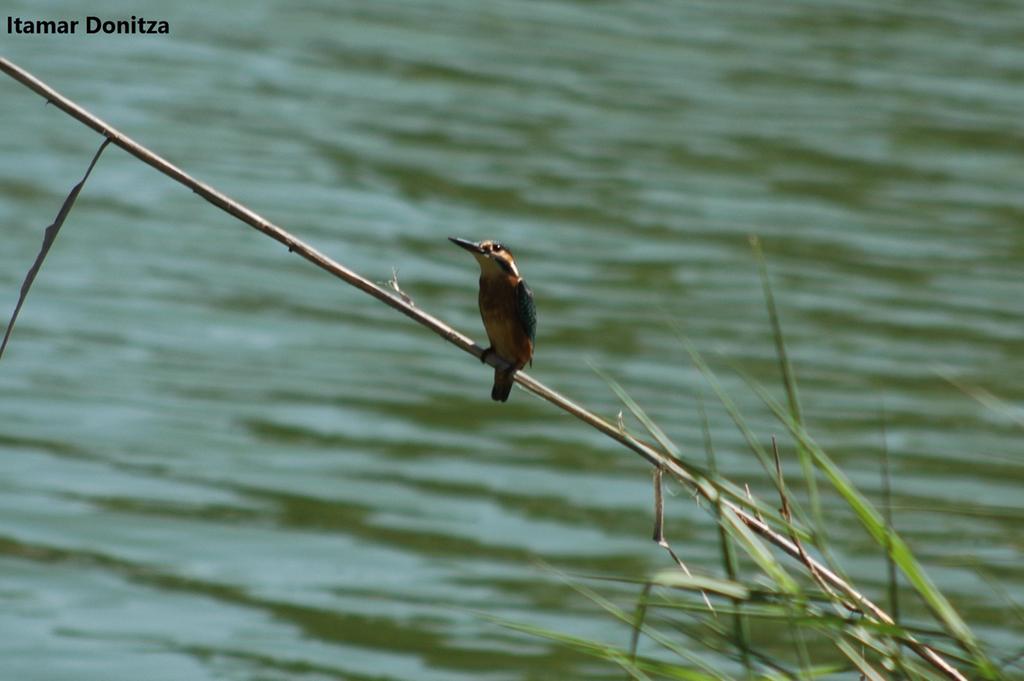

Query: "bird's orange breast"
<box><xmin>478</xmin><ymin>274</ymin><xmax>533</xmax><ymax>370</ymax></box>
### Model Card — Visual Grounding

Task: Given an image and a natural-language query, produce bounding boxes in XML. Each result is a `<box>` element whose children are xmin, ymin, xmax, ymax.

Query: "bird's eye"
<box><xmin>492</xmin><ymin>243</ymin><xmax>504</xmax><ymax>252</ymax></box>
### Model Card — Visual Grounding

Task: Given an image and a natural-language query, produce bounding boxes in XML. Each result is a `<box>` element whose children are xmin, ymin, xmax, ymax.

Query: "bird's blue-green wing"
<box><xmin>516</xmin><ymin>280</ymin><xmax>536</xmax><ymax>345</ymax></box>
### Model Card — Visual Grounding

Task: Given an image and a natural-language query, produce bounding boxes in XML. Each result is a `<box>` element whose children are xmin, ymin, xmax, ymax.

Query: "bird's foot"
<box><xmin>480</xmin><ymin>346</ymin><xmax>494</xmax><ymax>364</ymax></box>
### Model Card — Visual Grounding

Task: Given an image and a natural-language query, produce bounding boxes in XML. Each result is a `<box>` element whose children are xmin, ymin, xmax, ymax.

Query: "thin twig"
<box><xmin>385</xmin><ymin>267</ymin><xmax>414</xmax><ymax>306</ymax></box>
<box><xmin>1</xmin><ymin>137</ymin><xmax>110</xmax><ymax>359</ymax></box>
<box><xmin>653</xmin><ymin>468</ymin><xmax>715</xmax><ymax>615</ymax></box>
<box><xmin>771</xmin><ymin>436</ymin><xmax>851</xmax><ymax>610</ymax></box>
<box><xmin>744</xmin><ymin>484</ymin><xmax>764</xmax><ymax>525</ymax></box>
<box><xmin>700</xmin><ymin>399</ymin><xmax>752</xmax><ymax>675</ymax></box>
<box><xmin>0</xmin><ymin>57</ymin><xmax>968</xmax><ymax>681</ymax></box>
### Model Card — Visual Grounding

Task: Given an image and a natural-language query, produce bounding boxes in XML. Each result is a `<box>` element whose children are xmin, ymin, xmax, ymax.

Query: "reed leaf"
<box><xmin>742</xmin><ymin>375</ymin><xmax>996</xmax><ymax>677</ymax></box>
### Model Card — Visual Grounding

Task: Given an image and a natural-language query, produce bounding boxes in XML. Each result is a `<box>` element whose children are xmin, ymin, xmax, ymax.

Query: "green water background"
<box><xmin>2</xmin><ymin>2</ymin><xmax>1023</xmax><ymax>678</ymax></box>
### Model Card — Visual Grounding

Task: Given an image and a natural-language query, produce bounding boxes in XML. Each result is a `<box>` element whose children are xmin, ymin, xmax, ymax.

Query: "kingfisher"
<box><xmin>449</xmin><ymin>237</ymin><xmax>536</xmax><ymax>402</ymax></box>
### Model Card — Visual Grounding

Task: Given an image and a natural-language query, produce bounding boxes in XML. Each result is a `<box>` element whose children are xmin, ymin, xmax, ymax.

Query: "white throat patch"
<box><xmin>477</xmin><ymin>253</ymin><xmax>519</xmax><ymax>279</ymax></box>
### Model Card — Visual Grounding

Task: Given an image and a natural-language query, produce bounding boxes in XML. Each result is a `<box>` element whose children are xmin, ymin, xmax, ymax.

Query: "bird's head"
<box><xmin>449</xmin><ymin>237</ymin><xmax>520</xmax><ymax>278</ymax></box>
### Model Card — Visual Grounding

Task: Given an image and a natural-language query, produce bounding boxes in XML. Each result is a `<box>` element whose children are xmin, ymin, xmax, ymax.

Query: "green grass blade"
<box><xmin>677</xmin><ymin>335</ymin><xmax>776</xmax><ymax>479</ymax></box>
<box><xmin>480</xmin><ymin>613</ymin><xmax>699</xmax><ymax>681</ymax></box>
<box><xmin>593</xmin><ymin>363</ymin><xmax>791</xmax><ymax>530</ymax></box>
<box><xmin>834</xmin><ymin>636</ymin><xmax>887</xmax><ymax>681</ymax></box>
<box><xmin>743</xmin><ymin>376</ymin><xmax>997</xmax><ymax>677</ymax></box>
<box><xmin>568</xmin><ymin>581</ymin><xmax>731</xmax><ymax>679</ymax></box>
<box><xmin>749</xmin><ymin>236</ymin><xmax>823</xmax><ymax>536</ymax></box>
<box><xmin>649</xmin><ymin>597</ymin><xmax>945</xmax><ymax>639</ymax></box>
<box><xmin>628</xmin><ymin>581</ymin><xmax>654</xmax><ymax>669</ymax></box>
<box><xmin>938</xmin><ymin>369</ymin><xmax>1024</xmax><ymax>430</ymax></box>
<box><xmin>719</xmin><ymin>504</ymin><xmax>799</xmax><ymax>595</ymax></box>
<box><xmin>591</xmin><ymin>363</ymin><xmax>680</xmax><ymax>458</ymax></box>
<box><xmin>677</xmin><ymin>334</ymin><xmax>814</xmax><ymax>535</ymax></box>
<box><xmin>701</xmin><ymin>399</ymin><xmax>753</xmax><ymax>677</ymax></box>
<box><xmin>650</xmin><ymin>570</ymin><xmax>751</xmax><ymax>601</ymax></box>
<box><xmin>879</xmin><ymin>407</ymin><xmax>902</xmax><ymax>674</ymax></box>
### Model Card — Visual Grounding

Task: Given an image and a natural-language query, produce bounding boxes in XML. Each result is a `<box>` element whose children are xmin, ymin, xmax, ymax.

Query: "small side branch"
<box><xmin>771</xmin><ymin>437</ymin><xmax>851</xmax><ymax>610</ymax></box>
<box><xmin>1</xmin><ymin>137</ymin><xmax>110</xmax><ymax>359</ymax></box>
<box><xmin>652</xmin><ymin>468</ymin><xmax>714</xmax><ymax>615</ymax></box>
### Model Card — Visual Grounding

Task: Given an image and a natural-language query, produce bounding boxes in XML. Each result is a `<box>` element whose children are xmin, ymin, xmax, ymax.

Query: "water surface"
<box><xmin>2</xmin><ymin>1</ymin><xmax>1023</xmax><ymax>678</ymax></box>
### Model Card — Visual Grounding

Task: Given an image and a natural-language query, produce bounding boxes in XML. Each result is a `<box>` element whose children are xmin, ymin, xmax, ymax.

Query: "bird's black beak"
<box><xmin>448</xmin><ymin>236</ymin><xmax>484</xmax><ymax>254</ymax></box>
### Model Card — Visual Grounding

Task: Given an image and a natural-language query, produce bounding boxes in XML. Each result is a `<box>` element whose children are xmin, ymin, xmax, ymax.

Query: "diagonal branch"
<box><xmin>0</xmin><ymin>56</ymin><xmax>969</xmax><ymax>681</ymax></box>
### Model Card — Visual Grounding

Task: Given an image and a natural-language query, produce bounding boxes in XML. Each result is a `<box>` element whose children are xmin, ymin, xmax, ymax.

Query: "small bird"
<box><xmin>449</xmin><ymin>237</ymin><xmax>536</xmax><ymax>402</ymax></box>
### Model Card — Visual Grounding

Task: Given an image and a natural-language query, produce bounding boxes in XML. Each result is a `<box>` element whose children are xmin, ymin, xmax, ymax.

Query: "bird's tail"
<box><xmin>491</xmin><ymin>369</ymin><xmax>515</xmax><ymax>402</ymax></box>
